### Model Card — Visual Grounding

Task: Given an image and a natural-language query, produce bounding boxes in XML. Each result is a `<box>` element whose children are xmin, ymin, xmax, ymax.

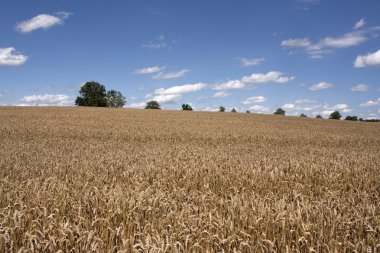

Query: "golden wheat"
<box><xmin>0</xmin><ymin>106</ymin><xmax>379</xmax><ymax>252</ymax></box>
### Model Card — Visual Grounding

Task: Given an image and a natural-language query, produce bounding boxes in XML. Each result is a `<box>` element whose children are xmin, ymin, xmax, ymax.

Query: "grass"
<box><xmin>0</xmin><ymin>106</ymin><xmax>379</xmax><ymax>252</ymax></box>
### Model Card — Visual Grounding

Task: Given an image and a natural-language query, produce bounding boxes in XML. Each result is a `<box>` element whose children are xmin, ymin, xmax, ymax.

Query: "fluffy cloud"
<box><xmin>242</xmin><ymin>96</ymin><xmax>267</xmax><ymax>104</ymax></box>
<box><xmin>351</xmin><ymin>84</ymin><xmax>369</xmax><ymax>92</ymax></box>
<box><xmin>0</xmin><ymin>47</ymin><xmax>28</xmax><ymax>66</ymax></box>
<box><xmin>154</xmin><ymin>83</ymin><xmax>207</xmax><ymax>95</ymax></box>
<box><xmin>213</xmin><ymin>80</ymin><xmax>245</xmax><ymax>90</ymax></box>
<box><xmin>16</xmin><ymin>12</ymin><xmax>71</xmax><ymax>33</ymax></box>
<box><xmin>354</xmin><ymin>49</ymin><xmax>380</xmax><ymax>68</ymax></box>
<box><xmin>354</xmin><ymin>18</ymin><xmax>366</xmax><ymax>30</ymax></box>
<box><xmin>359</xmin><ymin>98</ymin><xmax>380</xmax><ymax>107</ymax></box>
<box><xmin>212</xmin><ymin>91</ymin><xmax>231</xmax><ymax>98</ymax></box>
<box><xmin>282</xmin><ymin>24</ymin><xmax>376</xmax><ymax>58</ymax></box>
<box><xmin>282</xmin><ymin>103</ymin><xmax>296</xmax><ymax>109</ymax></box>
<box><xmin>152</xmin><ymin>69</ymin><xmax>189</xmax><ymax>80</ymax></box>
<box><xmin>134</xmin><ymin>66</ymin><xmax>166</xmax><ymax>74</ymax></box>
<box><xmin>241</xmin><ymin>71</ymin><xmax>294</xmax><ymax>84</ymax></box>
<box><xmin>238</xmin><ymin>57</ymin><xmax>265</xmax><ymax>67</ymax></box>
<box><xmin>249</xmin><ymin>105</ymin><xmax>270</xmax><ymax>112</ymax></box>
<box><xmin>309</xmin><ymin>82</ymin><xmax>333</xmax><ymax>91</ymax></box>
<box><xmin>20</xmin><ymin>94</ymin><xmax>72</xmax><ymax>106</ymax></box>
<box><xmin>150</xmin><ymin>94</ymin><xmax>182</xmax><ymax>104</ymax></box>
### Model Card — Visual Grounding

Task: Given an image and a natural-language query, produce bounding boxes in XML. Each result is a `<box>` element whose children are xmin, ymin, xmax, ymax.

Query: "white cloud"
<box><xmin>241</xmin><ymin>71</ymin><xmax>294</xmax><ymax>84</ymax></box>
<box><xmin>309</xmin><ymin>82</ymin><xmax>333</xmax><ymax>91</ymax></box>
<box><xmin>238</xmin><ymin>57</ymin><xmax>265</xmax><ymax>67</ymax></box>
<box><xmin>134</xmin><ymin>66</ymin><xmax>166</xmax><ymax>74</ymax></box>
<box><xmin>359</xmin><ymin>98</ymin><xmax>380</xmax><ymax>107</ymax></box>
<box><xmin>295</xmin><ymin>98</ymin><xmax>317</xmax><ymax>104</ymax></box>
<box><xmin>0</xmin><ymin>47</ymin><xmax>28</xmax><ymax>66</ymax></box>
<box><xmin>154</xmin><ymin>83</ymin><xmax>207</xmax><ymax>95</ymax></box>
<box><xmin>20</xmin><ymin>94</ymin><xmax>72</xmax><ymax>106</ymax></box>
<box><xmin>282</xmin><ymin>28</ymin><xmax>376</xmax><ymax>58</ymax></box>
<box><xmin>282</xmin><ymin>103</ymin><xmax>296</xmax><ymax>109</ymax></box>
<box><xmin>128</xmin><ymin>102</ymin><xmax>146</xmax><ymax>109</ymax></box>
<box><xmin>354</xmin><ymin>18</ymin><xmax>366</xmax><ymax>30</ymax></box>
<box><xmin>351</xmin><ymin>84</ymin><xmax>369</xmax><ymax>92</ymax></box>
<box><xmin>213</xmin><ymin>91</ymin><xmax>231</xmax><ymax>98</ymax></box>
<box><xmin>249</xmin><ymin>105</ymin><xmax>270</xmax><ymax>112</ymax></box>
<box><xmin>354</xmin><ymin>49</ymin><xmax>380</xmax><ymax>68</ymax></box>
<box><xmin>242</xmin><ymin>96</ymin><xmax>267</xmax><ymax>104</ymax></box>
<box><xmin>213</xmin><ymin>80</ymin><xmax>245</xmax><ymax>90</ymax></box>
<box><xmin>152</xmin><ymin>69</ymin><xmax>190</xmax><ymax>79</ymax></box>
<box><xmin>329</xmin><ymin>104</ymin><xmax>349</xmax><ymax>110</ymax></box>
<box><xmin>16</xmin><ymin>12</ymin><xmax>71</xmax><ymax>33</ymax></box>
<box><xmin>151</xmin><ymin>94</ymin><xmax>182</xmax><ymax>104</ymax></box>
<box><xmin>281</xmin><ymin>38</ymin><xmax>311</xmax><ymax>48</ymax></box>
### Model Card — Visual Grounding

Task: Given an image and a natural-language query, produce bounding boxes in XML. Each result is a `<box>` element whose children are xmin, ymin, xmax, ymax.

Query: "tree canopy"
<box><xmin>274</xmin><ymin>108</ymin><xmax>285</xmax><ymax>115</ymax></box>
<box><xmin>106</xmin><ymin>90</ymin><xmax>126</xmax><ymax>108</ymax></box>
<box><xmin>182</xmin><ymin>104</ymin><xmax>193</xmax><ymax>111</ymax></box>
<box><xmin>145</xmin><ymin>101</ymin><xmax>161</xmax><ymax>109</ymax></box>
<box><xmin>329</xmin><ymin>111</ymin><xmax>342</xmax><ymax>120</ymax></box>
<box><xmin>75</xmin><ymin>81</ymin><xmax>107</xmax><ymax>107</ymax></box>
<box><xmin>219</xmin><ymin>106</ymin><xmax>226</xmax><ymax>112</ymax></box>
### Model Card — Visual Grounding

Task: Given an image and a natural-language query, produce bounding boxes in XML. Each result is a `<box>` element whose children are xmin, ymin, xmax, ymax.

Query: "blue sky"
<box><xmin>1</xmin><ymin>0</ymin><xmax>380</xmax><ymax>118</ymax></box>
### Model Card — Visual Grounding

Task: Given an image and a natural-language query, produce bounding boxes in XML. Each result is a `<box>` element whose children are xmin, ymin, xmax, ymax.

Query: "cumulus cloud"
<box><xmin>134</xmin><ymin>66</ymin><xmax>166</xmax><ymax>74</ymax></box>
<box><xmin>213</xmin><ymin>80</ymin><xmax>245</xmax><ymax>90</ymax></box>
<box><xmin>154</xmin><ymin>83</ymin><xmax>207</xmax><ymax>95</ymax></box>
<box><xmin>354</xmin><ymin>18</ymin><xmax>366</xmax><ymax>30</ymax></box>
<box><xmin>351</xmin><ymin>84</ymin><xmax>369</xmax><ymax>92</ymax></box>
<box><xmin>295</xmin><ymin>98</ymin><xmax>317</xmax><ymax>104</ymax></box>
<box><xmin>241</xmin><ymin>71</ymin><xmax>294</xmax><ymax>84</ymax></box>
<box><xmin>249</xmin><ymin>105</ymin><xmax>270</xmax><ymax>112</ymax></box>
<box><xmin>20</xmin><ymin>94</ymin><xmax>72</xmax><ymax>106</ymax></box>
<box><xmin>16</xmin><ymin>12</ymin><xmax>71</xmax><ymax>33</ymax></box>
<box><xmin>238</xmin><ymin>57</ymin><xmax>265</xmax><ymax>67</ymax></box>
<box><xmin>0</xmin><ymin>47</ymin><xmax>28</xmax><ymax>66</ymax></box>
<box><xmin>354</xmin><ymin>49</ymin><xmax>380</xmax><ymax>68</ymax></box>
<box><xmin>151</xmin><ymin>94</ymin><xmax>182</xmax><ymax>104</ymax></box>
<box><xmin>359</xmin><ymin>98</ymin><xmax>380</xmax><ymax>107</ymax></box>
<box><xmin>309</xmin><ymin>82</ymin><xmax>333</xmax><ymax>91</ymax></box>
<box><xmin>152</xmin><ymin>69</ymin><xmax>189</xmax><ymax>80</ymax></box>
<box><xmin>242</xmin><ymin>96</ymin><xmax>267</xmax><ymax>104</ymax></box>
<box><xmin>212</xmin><ymin>91</ymin><xmax>231</xmax><ymax>98</ymax></box>
<box><xmin>282</xmin><ymin>24</ymin><xmax>376</xmax><ymax>58</ymax></box>
<box><xmin>282</xmin><ymin>103</ymin><xmax>296</xmax><ymax>109</ymax></box>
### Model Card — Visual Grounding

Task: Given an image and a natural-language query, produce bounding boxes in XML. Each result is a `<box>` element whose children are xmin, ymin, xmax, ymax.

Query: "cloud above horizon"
<box><xmin>20</xmin><ymin>94</ymin><xmax>72</xmax><ymax>106</ymax></box>
<box><xmin>0</xmin><ymin>47</ymin><xmax>28</xmax><ymax>66</ymax></box>
<box><xmin>134</xmin><ymin>66</ymin><xmax>166</xmax><ymax>75</ymax></box>
<box><xmin>152</xmin><ymin>69</ymin><xmax>190</xmax><ymax>80</ymax></box>
<box><xmin>309</xmin><ymin>82</ymin><xmax>333</xmax><ymax>91</ymax></box>
<box><xmin>16</xmin><ymin>12</ymin><xmax>72</xmax><ymax>33</ymax></box>
<box><xmin>354</xmin><ymin>49</ymin><xmax>380</xmax><ymax>68</ymax></box>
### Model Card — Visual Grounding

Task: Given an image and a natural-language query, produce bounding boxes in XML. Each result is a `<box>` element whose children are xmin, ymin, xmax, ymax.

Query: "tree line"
<box><xmin>75</xmin><ymin>81</ymin><xmax>378</xmax><ymax>121</ymax></box>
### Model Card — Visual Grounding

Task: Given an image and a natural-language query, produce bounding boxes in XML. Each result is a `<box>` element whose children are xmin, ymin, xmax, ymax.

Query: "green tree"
<box><xmin>106</xmin><ymin>90</ymin><xmax>126</xmax><ymax>108</ymax></box>
<box><xmin>231</xmin><ymin>108</ymin><xmax>237</xmax><ymax>113</ymax></box>
<box><xmin>182</xmin><ymin>104</ymin><xmax>193</xmax><ymax>111</ymax></box>
<box><xmin>329</xmin><ymin>111</ymin><xmax>342</xmax><ymax>120</ymax></box>
<box><xmin>345</xmin><ymin>115</ymin><xmax>358</xmax><ymax>121</ymax></box>
<box><xmin>300</xmin><ymin>113</ymin><xmax>307</xmax><ymax>118</ymax></box>
<box><xmin>316</xmin><ymin>115</ymin><xmax>323</xmax><ymax>119</ymax></box>
<box><xmin>145</xmin><ymin>100</ymin><xmax>161</xmax><ymax>109</ymax></box>
<box><xmin>219</xmin><ymin>106</ymin><xmax>226</xmax><ymax>112</ymax></box>
<box><xmin>75</xmin><ymin>81</ymin><xmax>107</xmax><ymax>107</ymax></box>
<box><xmin>274</xmin><ymin>108</ymin><xmax>285</xmax><ymax>115</ymax></box>
<box><xmin>246</xmin><ymin>110</ymin><xmax>251</xmax><ymax>114</ymax></box>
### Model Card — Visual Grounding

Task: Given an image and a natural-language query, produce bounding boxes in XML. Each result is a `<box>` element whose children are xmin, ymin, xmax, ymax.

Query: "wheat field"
<box><xmin>0</xmin><ymin>106</ymin><xmax>379</xmax><ymax>252</ymax></box>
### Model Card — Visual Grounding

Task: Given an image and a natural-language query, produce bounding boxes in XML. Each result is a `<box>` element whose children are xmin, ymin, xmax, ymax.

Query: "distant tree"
<box><xmin>345</xmin><ymin>115</ymin><xmax>358</xmax><ymax>121</ymax></box>
<box><xmin>359</xmin><ymin>118</ymin><xmax>364</xmax><ymax>121</ymax></box>
<box><xmin>145</xmin><ymin>100</ymin><xmax>161</xmax><ymax>109</ymax></box>
<box><xmin>300</xmin><ymin>113</ymin><xmax>308</xmax><ymax>118</ymax></box>
<box><xmin>231</xmin><ymin>108</ymin><xmax>237</xmax><ymax>113</ymax></box>
<box><xmin>75</xmin><ymin>81</ymin><xmax>107</xmax><ymax>107</ymax></box>
<box><xmin>106</xmin><ymin>90</ymin><xmax>126</xmax><ymax>108</ymax></box>
<box><xmin>364</xmin><ymin>119</ymin><xmax>380</xmax><ymax>122</ymax></box>
<box><xmin>246</xmin><ymin>110</ymin><xmax>251</xmax><ymax>114</ymax></box>
<box><xmin>316</xmin><ymin>115</ymin><xmax>323</xmax><ymax>119</ymax></box>
<box><xmin>274</xmin><ymin>108</ymin><xmax>285</xmax><ymax>115</ymax></box>
<box><xmin>182</xmin><ymin>104</ymin><xmax>193</xmax><ymax>111</ymax></box>
<box><xmin>219</xmin><ymin>106</ymin><xmax>226</xmax><ymax>112</ymax></box>
<box><xmin>329</xmin><ymin>111</ymin><xmax>342</xmax><ymax>120</ymax></box>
